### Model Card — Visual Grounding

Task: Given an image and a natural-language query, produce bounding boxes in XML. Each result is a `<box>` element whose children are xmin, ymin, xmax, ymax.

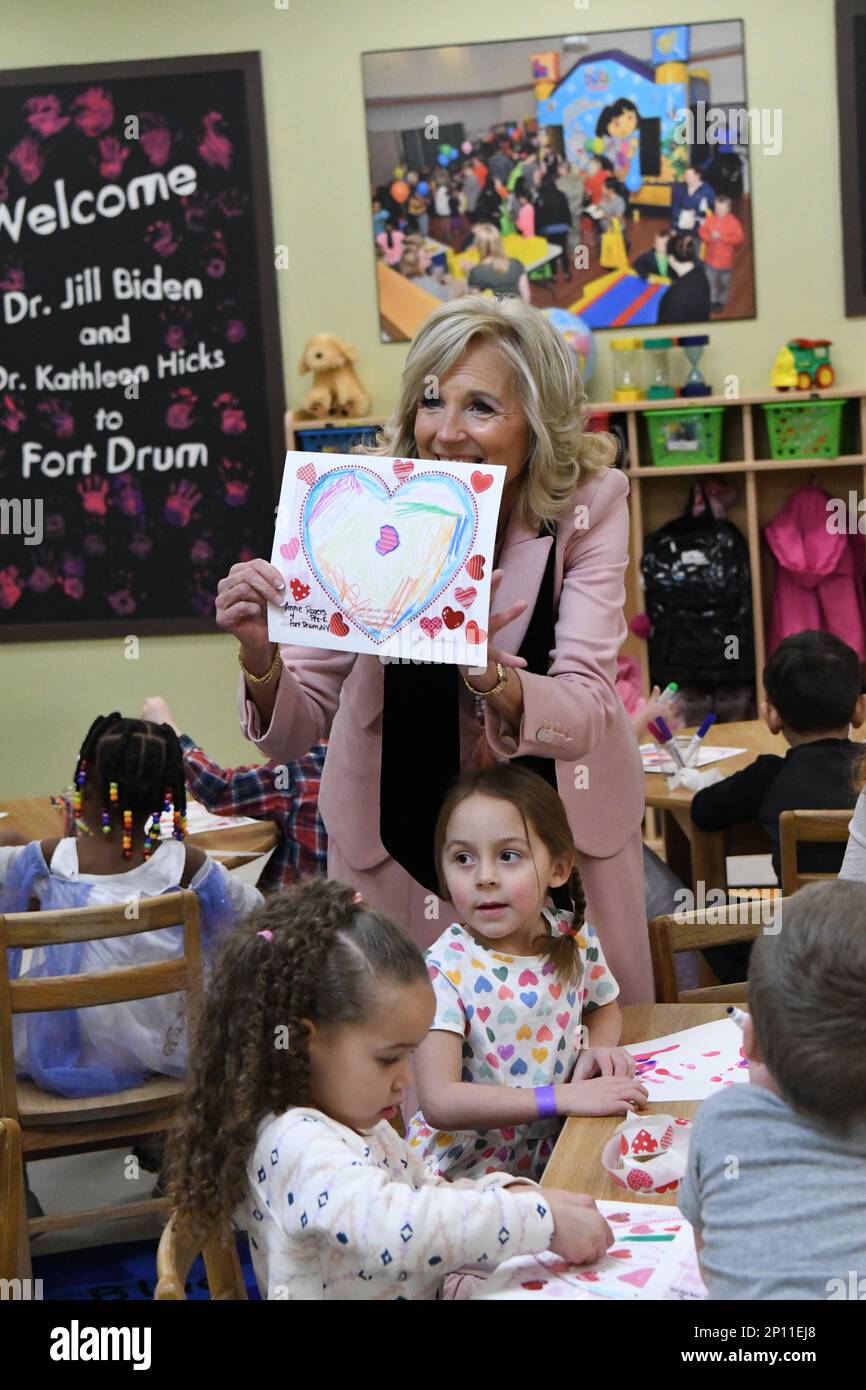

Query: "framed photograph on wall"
<box><xmin>363</xmin><ymin>21</ymin><xmax>757</xmax><ymax>344</ymax></box>
<box><xmin>837</xmin><ymin>0</ymin><xmax>866</xmax><ymax>315</ymax></box>
<box><xmin>0</xmin><ymin>52</ymin><xmax>284</xmax><ymax>640</ymax></box>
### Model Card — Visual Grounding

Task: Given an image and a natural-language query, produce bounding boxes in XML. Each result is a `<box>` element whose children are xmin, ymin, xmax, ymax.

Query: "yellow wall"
<box><xmin>1</xmin><ymin>0</ymin><xmax>860</xmax><ymax>795</ymax></box>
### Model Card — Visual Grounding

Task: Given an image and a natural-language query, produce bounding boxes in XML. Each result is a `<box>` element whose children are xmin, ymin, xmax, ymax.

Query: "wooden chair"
<box><xmin>0</xmin><ymin>1117</ymin><xmax>23</xmax><ymax>1281</ymax></box>
<box><xmin>649</xmin><ymin>896</ymin><xmax>789</xmax><ymax>1003</ymax></box>
<box><xmin>155</xmin><ymin>1211</ymin><xmax>248</xmax><ymax>1300</ymax></box>
<box><xmin>0</xmin><ymin>890</ymin><xmax>203</xmax><ymax>1260</ymax></box>
<box><xmin>779</xmin><ymin>809</ymin><xmax>851</xmax><ymax>896</ymax></box>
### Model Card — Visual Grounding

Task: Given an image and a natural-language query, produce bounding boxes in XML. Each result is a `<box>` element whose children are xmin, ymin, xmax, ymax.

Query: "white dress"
<box><xmin>5</xmin><ymin>838</ymin><xmax>262</xmax><ymax>1084</ymax></box>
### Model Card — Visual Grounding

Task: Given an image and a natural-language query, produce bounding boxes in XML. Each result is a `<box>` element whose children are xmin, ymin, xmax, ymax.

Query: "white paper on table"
<box><xmin>268</xmin><ymin>451</ymin><xmax>505</xmax><ymax>666</ymax></box>
<box><xmin>471</xmin><ymin>1202</ymin><xmax>705</xmax><ymax>1300</ymax></box>
<box><xmin>626</xmin><ymin>1018</ymin><xmax>750</xmax><ymax>1101</ymax></box>
<box><xmin>153</xmin><ymin>801</ymin><xmax>259</xmax><ymax>835</ymax></box>
<box><xmin>220</xmin><ymin>847</ymin><xmax>275</xmax><ymax>887</ymax></box>
<box><xmin>0</xmin><ymin>811</ymin><xmax>8</xmax><ymax>818</ymax></box>
<box><xmin>640</xmin><ymin>743</ymin><xmax>747</xmax><ymax>774</ymax></box>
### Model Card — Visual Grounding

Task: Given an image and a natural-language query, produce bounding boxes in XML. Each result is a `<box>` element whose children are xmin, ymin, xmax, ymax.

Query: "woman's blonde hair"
<box><xmin>358</xmin><ymin>296</ymin><xmax>617</xmax><ymax>527</ymax></box>
<box><xmin>471</xmin><ymin>222</ymin><xmax>509</xmax><ymax>274</ymax></box>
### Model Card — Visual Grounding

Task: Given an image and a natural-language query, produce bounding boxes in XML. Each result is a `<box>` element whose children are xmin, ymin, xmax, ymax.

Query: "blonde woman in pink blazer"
<box><xmin>216</xmin><ymin>297</ymin><xmax>652</xmax><ymax>1001</ymax></box>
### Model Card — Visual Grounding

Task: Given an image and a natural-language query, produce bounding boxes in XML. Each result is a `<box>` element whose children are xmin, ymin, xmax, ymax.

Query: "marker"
<box><xmin>727</xmin><ymin>1006</ymin><xmax>749</xmax><ymax>1030</ymax></box>
<box><xmin>658</xmin><ymin>681</ymin><xmax>679</xmax><ymax>705</ymax></box>
<box><xmin>683</xmin><ymin>712</ymin><xmax>717</xmax><ymax>767</ymax></box>
<box><xmin>654</xmin><ymin>715</ymin><xmax>688</xmax><ymax>770</ymax></box>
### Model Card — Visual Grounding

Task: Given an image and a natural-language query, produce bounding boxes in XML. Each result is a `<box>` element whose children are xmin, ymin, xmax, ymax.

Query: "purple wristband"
<box><xmin>535</xmin><ymin>1084</ymin><xmax>558</xmax><ymax>1119</ymax></box>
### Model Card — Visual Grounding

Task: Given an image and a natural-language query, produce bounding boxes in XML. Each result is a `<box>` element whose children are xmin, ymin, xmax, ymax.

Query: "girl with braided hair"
<box><xmin>165</xmin><ymin>876</ymin><xmax>614</xmax><ymax>1299</ymax></box>
<box><xmin>407</xmin><ymin>765</ymin><xmax>647</xmax><ymax>1182</ymax></box>
<box><xmin>0</xmin><ymin>713</ymin><xmax>262</xmax><ymax>1097</ymax></box>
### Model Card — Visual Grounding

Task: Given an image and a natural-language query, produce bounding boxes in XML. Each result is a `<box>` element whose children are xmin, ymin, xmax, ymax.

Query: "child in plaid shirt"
<box><xmin>140</xmin><ymin>697</ymin><xmax>327</xmax><ymax>893</ymax></box>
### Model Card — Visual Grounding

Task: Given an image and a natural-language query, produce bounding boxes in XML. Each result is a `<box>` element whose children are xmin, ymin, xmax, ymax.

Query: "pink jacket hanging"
<box><xmin>764</xmin><ymin>482</ymin><xmax>866</xmax><ymax>659</ymax></box>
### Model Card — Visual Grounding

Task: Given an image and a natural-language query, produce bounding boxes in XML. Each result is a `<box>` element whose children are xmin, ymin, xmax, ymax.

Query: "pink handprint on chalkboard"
<box><xmin>214</xmin><ymin>391</ymin><xmax>246</xmax><ymax>435</ymax></box>
<box><xmin>165</xmin><ymin>387</ymin><xmax>198</xmax><ymax>430</ymax></box>
<box><xmin>140</xmin><ymin>112</ymin><xmax>172</xmax><ymax>169</ymax></box>
<box><xmin>72</xmin><ymin>87</ymin><xmax>114</xmax><ymax>138</ymax></box>
<box><xmin>38</xmin><ymin>397</ymin><xmax>75</xmax><ymax>439</ymax></box>
<box><xmin>1</xmin><ymin>394</ymin><xmax>27</xmax><ymax>433</ymax></box>
<box><xmin>27</xmin><ymin>563</ymin><xmax>55</xmax><ymax>595</ymax></box>
<box><xmin>98</xmin><ymin>136</ymin><xmax>129</xmax><ymax>179</ymax></box>
<box><xmin>164</xmin><ymin>480</ymin><xmax>202</xmax><ymax>528</ymax></box>
<box><xmin>146</xmin><ymin>219</ymin><xmax>180</xmax><ymax>258</ymax></box>
<box><xmin>0</xmin><ymin>566</ymin><xmax>23</xmax><ymax>610</ymax></box>
<box><xmin>77</xmin><ymin>476</ymin><xmax>109</xmax><ymax>518</ymax></box>
<box><xmin>218</xmin><ymin>457</ymin><xmax>249</xmax><ymax>507</ymax></box>
<box><xmin>112</xmin><ymin>476</ymin><xmax>144</xmax><ymax>518</ymax></box>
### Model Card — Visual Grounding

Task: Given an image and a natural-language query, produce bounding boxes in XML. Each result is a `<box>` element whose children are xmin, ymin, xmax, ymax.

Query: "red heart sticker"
<box><xmin>470</xmin><ymin>470</ymin><xmax>493</xmax><ymax>493</ymax></box>
<box><xmin>442</xmin><ymin>606</ymin><xmax>464</xmax><ymax>630</ymax></box>
<box><xmin>454</xmin><ymin>585</ymin><xmax>477</xmax><ymax>608</ymax></box>
<box><xmin>296</xmin><ymin>462</ymin><xmax>316</xmax><ymax>485</ymax></box>
<box><xmin>392</xmin><ymin>459</ymin><xmax>414</xmax><ymax>480</ymax></box>
<box><xmin>289</xmin><ymin>579</ymin><xmax>310</xmax><ymax>602</ymax></box>
<box><xmin>420</xmin><ymin>616</ymin><xmax>442</xmax><ymax>639</ymax></box>
<box><xmin>466</xmin><ymin>554</ymin><xmax>485</xmax><ymax>580</ymax></box>
<box><xmin>626</xmin><ymin>1168</ymin><xmax>653</xmax><ymax>1191</ymax></box>
<box><xmin>521</xmin><ymin>1280</ymin><xmax>547</xmax><ymax>1290</ymax></box>
<box><xmin>329</xmin><ymin>613</ymin><xmax>349</xmax><ymax>637</ymax></box>
<box><xmin>465</xmin><ymin>620</ymin><xmax>486</xmax><ymax>644</ymax></box>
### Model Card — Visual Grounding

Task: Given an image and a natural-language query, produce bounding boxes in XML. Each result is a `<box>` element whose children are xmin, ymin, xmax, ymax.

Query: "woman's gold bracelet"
<box><xmin>462</xmin><ymin>661</ymin><xmax>508</xmax><ymax>699</ymax></box>
<box><xmin>239</xmin><ymin>644</ymin><xmax>282</xmax><ymax>686</ymax></box>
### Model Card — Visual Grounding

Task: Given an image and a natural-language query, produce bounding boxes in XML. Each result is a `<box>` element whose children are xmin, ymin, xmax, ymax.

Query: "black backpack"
<box><xmin>640</xmin><ymin>481</ymin><xmax>755</xmax><ymax>689</ymax></box>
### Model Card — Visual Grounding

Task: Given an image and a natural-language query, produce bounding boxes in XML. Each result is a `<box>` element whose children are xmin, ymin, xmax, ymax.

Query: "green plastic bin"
<box><xmin>761</xmin><ymin>400</ymin><xmax>844</xmax><ymax>459</ymax></box>
<box><xmin>646</xmin><ymin>406</ymin><xmax>725</xmax><ymax>467</ymax></box>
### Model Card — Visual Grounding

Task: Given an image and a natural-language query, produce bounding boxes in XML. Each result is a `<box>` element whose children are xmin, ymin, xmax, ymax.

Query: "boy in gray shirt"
<box><xmin>678</xmin><ymin>880</ymin><xmax>866</xmax><ymax>1300</ymax></box>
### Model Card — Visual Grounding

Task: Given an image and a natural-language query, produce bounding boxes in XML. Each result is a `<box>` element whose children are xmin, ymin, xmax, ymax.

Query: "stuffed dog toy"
<box><xmin>299</xmin><ymin>333</ymin><xmax>371</xmax><ymax>418</ymax></box>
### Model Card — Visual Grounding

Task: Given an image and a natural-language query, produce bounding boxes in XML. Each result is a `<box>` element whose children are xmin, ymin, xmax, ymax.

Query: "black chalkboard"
<box><xmin>0</xmin><ymin>52</ymin><xmax>284</xmax><ymax>639</ymax></box>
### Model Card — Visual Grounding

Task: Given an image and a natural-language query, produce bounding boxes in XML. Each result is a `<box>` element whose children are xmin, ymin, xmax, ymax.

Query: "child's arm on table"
<box><xmin>275</xmin><ymin>1116</ymin><xmax>611</xmax><ymax>1273</ymax></box>
<box><xmin>416</xmin><ymin>1026</ymin><xmax>648</xmax><ymax>1128</ymax></box>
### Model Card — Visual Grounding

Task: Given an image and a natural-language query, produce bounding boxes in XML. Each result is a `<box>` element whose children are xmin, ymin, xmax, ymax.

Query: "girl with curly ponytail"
<box><xmin>164</xmin><ymin>876</ymin><xmax>613</xmax><ymax>1298</ymax></box>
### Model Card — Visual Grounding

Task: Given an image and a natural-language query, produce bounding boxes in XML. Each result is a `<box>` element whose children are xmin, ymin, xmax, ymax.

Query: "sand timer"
<box><xmin>679</xmin><ymin>334</ymin><xmax>712</xmax><ymax>396</ymax></box>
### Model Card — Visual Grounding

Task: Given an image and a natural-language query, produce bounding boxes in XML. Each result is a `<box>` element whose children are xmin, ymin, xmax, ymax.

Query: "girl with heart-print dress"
<box><xmin>406</xmin><ymin>765</ymin><xmax>648</xmax><ymax>1182</ymax></box>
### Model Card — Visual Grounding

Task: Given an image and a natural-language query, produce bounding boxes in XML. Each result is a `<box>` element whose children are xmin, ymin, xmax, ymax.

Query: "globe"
<box><xmin>542</xmin><ymin>308</ymin><xmax>596</xmax><ymax>383</ymax></box>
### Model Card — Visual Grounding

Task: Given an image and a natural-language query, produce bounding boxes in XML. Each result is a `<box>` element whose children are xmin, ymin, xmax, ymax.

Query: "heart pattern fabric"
<box><xmin>301</xmin><ymin>467</ymin><xmax>476</xmax><ymax>642</ymax></box>
<box><xmin>405</xmin><ymin>913</ymin><xmax>619</xmax><ymax>1183</ymax></box>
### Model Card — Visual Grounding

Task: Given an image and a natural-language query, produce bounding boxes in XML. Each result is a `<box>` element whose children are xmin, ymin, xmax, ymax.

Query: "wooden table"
<box><xmin>0</xmin><ymin>797</ymin><xmax>279</xmax><ymax>871</ymax></box>
<box><xmin>644</xmin><ymin>720</ymin><xmax>785</xmax><ymax>894</ymax></box>
<box><xmin>541</xmin><ymin>1003</ymin><xmax>742</xmax><ymax>1205</ymax></box>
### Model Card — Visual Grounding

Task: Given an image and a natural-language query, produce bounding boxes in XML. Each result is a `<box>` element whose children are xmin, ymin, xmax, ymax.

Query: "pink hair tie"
<box><xmin>257</xmin><ymin>929</ymin><xmax>274</xmax><ymax>942</ymax></box>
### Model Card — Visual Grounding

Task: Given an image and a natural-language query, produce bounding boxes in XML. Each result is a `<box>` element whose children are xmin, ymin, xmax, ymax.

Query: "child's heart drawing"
<box><xmin>302</xmin><ymin>468</ymin><xmax>476</xmax><ymax>642</ymax></box>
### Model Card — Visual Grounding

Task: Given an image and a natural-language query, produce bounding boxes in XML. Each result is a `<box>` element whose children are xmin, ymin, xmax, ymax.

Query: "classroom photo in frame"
<box><xmin>363</xmin><ymin>20</ymin><xmax>757</xmax><ymax>343</ymax></box>
<box><xmin>0</xmin><ymin>52</ymin><xmax>284</xmax><ymax>639</ymax></box>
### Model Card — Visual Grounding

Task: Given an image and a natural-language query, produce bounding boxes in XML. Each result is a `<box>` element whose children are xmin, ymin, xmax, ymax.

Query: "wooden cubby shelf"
<box><xmin>603</xmin><ymin>387</ymin><xmax>866</xmax><ymax>708</ymax></box>
<box><xmin>287</xmin><ymin>388</ymin><xmax>866</xmax><ymax>712</ymax></box>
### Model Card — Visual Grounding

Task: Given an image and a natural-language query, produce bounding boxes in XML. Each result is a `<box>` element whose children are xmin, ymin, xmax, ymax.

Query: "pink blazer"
<box><xmin>239</xmin><ymin>466</ymin><xmax>645</xmax><ymax>869</ymax></box>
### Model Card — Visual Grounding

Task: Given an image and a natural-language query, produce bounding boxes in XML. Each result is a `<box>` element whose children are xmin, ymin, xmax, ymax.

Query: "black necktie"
<box><xmin>380</xmin><ymin>523</ymin><xmax>557</xmax><ymax>894</ymax></box>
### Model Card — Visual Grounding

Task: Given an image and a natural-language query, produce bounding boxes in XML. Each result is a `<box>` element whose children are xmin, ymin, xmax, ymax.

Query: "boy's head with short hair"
<box><xmin>714</xmin><ymin>194</ymin><xmax>732</xmax><ymax>213</ymax></box>
<box><xmin>762</xmin><ymin>630</ymin><xmax>865</xmax><ymax>739</ymax></box>
<box><xmin>746</xmin><ymin>880</ymin><xmax>866</xmax><ymax>1133</ymax></box>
